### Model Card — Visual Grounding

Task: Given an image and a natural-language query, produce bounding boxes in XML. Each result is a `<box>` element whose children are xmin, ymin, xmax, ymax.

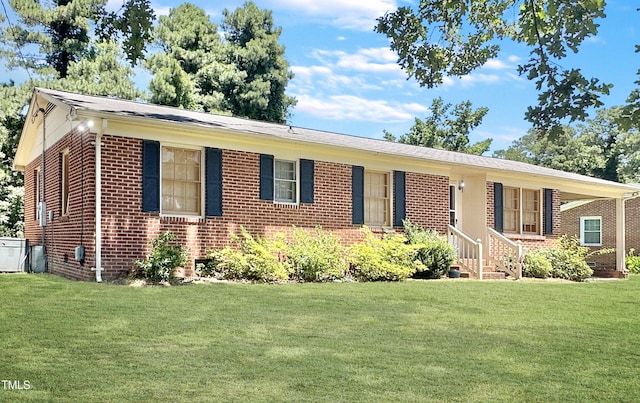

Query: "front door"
<box><xmin>449</xmin><ymin>184</ymin><xmax>458</xmax><ymax>227</ymax></box>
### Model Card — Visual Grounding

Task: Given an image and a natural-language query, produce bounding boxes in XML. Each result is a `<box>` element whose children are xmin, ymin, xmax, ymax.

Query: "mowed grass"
<box><xmin>1</xmin><ymin>274</ymin><xmax>640</xmax><ymax>402</ymax></box>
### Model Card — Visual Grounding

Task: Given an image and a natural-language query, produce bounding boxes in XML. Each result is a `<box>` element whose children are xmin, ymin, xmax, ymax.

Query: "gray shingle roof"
<box><xmin>37</xmin><ymin>87</ymin><xmax>640</xmax><ymax>193</ymax></box>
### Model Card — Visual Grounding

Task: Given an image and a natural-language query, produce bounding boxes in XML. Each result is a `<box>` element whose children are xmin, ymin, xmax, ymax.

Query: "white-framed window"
<box><xmin>364</xmin><ymin>171</ymin><xmax>390</xmax><ymax>226</ymax></box>
<box><xmin>161</xmin><ymin>146</ymin><xmax>203</xmax><ymax>216</ymax></box>
<box><xmin>504</xmin><ymin>187</ymin><xmax>540</xmax><ymax>235</ymax></box>
<box><xmin>61</xmin><ymin>149</ymin><xmax>70</xmax><ymax>216</ymax></box>
<box><xmin>34</xmin><ymin>166</ymin><xmax>41</xmax><ymax>220</ymax></box>
<box><xmin>274</xmin><ymin>159</ymin><xmax>297</xmax><ymax>203</ymax></box>
<box><xmin>580</xmin><ymin>216</ymin><xmax>602</xmax><ymax>246</ymax></box>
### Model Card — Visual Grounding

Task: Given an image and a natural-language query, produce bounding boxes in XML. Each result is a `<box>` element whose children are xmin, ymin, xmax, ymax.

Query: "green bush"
<box><xmin>287</xmin><ymin>227</ymin><xmax>348</xmax><ymax>282</ymax></box>
<box><xmin>522</xmin><ymin>250</ymin><xmax>552</xmax><ymax>278</ymax></box>
<box><xmin>135</xmin><ymin>231</ymin><xmax>189</xmax><ymax>282</ymax></box>
<box><xmin>403</xmin><ymin>219</ymin><xmax>456</xmax><ymax>279</ymax></box>
<box><xmin>626</xmin><ymin>249</ymin><xmax>640</xmax><ymax>274</ymax></box>
<box><xmin>539</xmin><ymin>236</ymin><xmax>593</xmax><ymax>281</ymax></box>
<box><xmin>202</xmin><ymin>227</ymin><xmax>290</xmax><ymax>283</ymax></box>
<box><xmin>348</xmin><ymin>227</ymin><xmax>421</xmax><ymax>281</ymax></box>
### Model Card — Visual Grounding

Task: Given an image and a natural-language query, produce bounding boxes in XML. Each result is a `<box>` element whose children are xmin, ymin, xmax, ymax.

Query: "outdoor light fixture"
<box><xmin>458</xmin><ymin>180</ymin><xmax>465</xmax><ymax>191</ymax></box>
<box><xmin>77</xmin><ymin>120</ymin><xmax>94</xmax><ymax>131</ymax></box>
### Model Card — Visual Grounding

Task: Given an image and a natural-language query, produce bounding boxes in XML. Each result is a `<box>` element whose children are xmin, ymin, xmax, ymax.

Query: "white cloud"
<box><xmin>310</xmin><ymin>48</ymin><xmax>403</xmax><ymax>76</ymax></box>
<box><xmin>261</xmin><ymin>0</ymin><xmax>398</xmax><ymax>30</ymax></box>
<box><xmin>293</xmin><ymin>94</ymin><xmax>429</xmax><ymax>122</ymax></box>
<box><xmin>483</xmin><ymin>59</ymin><xmax>511</xmax><ymax>70</ymax></box>
<box><xmin>459</xmin><ymin>73</ymin><xmax>502</xmax><ymax>87</ymax></box>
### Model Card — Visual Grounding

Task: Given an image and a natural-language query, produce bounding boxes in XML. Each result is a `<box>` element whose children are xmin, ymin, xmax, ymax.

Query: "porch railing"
<box><xmin>486</xmin><ymin>227</ymin><xmax>523</xmax><ymax>279</ymax></box>
<box><xmin>447</xmin><ymin>225</ymin><xmax>483</xmax><ymax>280</ymax></box>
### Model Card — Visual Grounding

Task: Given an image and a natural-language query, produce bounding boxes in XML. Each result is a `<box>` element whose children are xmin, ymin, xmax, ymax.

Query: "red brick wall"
<box><xmin>24</xmin><ymin>128</ymin><xmax>97</xmax><ymax>280</ymax></box>
<box><xmin>26</xmin><ymin>134</ymin><xmax>452</xmax><ymax>279</ymax></box>
<box><xmin>560</xmin><ymin>198</ymin><xmax>638</xmax><ymax>270</ymax></box>
<box><xmin>405</xmin><ymin>172</ymin><xmax>449</xmax><ymax>235</ymax></box>
<box><xmin>486</xmin><ymin>182</ymin><xmax>560</xmax><ymax>251</ymax></box>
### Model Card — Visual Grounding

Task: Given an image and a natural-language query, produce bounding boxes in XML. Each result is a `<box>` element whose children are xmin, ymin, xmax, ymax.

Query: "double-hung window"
<box><xmin>162</xmin><ymin>146</ymin><xmax>202</xmax><ymax>216</ymax></box>
<box><xmin>580</xmin><ymin>216</ymin><xmax>602</xmax><ymax>246</ymax></box>
<box><xmin>503</xmin><ymin>187</ymin><xmax>540</xmax><ymax>235</ymax></box>
<box><xmin>61</xmin><ymin>149</ymin><xmax>70</xmax><ymax>216</ymax></box>
<box><xmin>34</xmin><ymin>167</ymin><xmax>41</xmax><ymax>220</ymax></box>
<box><xmin>364</xmin><ymin>171</ymin><xmax>390</xmax><ymax>226</ymax></box>
<box><xmin>274</xmin><ymin>159</ymin><xmax>297</xmax><ymax>203</ymax></box>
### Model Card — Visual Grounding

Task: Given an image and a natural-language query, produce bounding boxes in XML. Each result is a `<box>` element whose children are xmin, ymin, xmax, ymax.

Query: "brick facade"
<box><xmin>486</xmin><ymin>182</ymin><xmax>560</xmax><ymax>251</ymax></box>
<box><xmin>24</xmin><ymin>134</ymin><xmax>453</xmax><ymax>279</ymax></box>
<box><xmin>561</xmin><ymin>198</ymin><xmax>640</xmax><ymax>270</ymax></box>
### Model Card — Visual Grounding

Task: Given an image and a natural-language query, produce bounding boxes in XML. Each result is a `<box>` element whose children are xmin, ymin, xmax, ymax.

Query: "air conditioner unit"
<box><xmin>31</xmin><ymin>245</ymin><xmax>46</xmax><ymax>273</ymax></box>
<box><xmin>0</xmin><ymin>238</ymin><xmax>29</xmax><ymax>272</ymax></box>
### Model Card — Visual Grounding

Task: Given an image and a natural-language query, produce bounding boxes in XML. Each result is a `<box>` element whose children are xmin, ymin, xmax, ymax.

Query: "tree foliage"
<box><xmin>0</xmin><ymin>83</ymin><xmax>29</xmax><ymax>237</ymax></box>
<box><xmin>2</xmin><ymin>0</ymin><xmax>154</xmax><ymax>78</ymax></box>
<box><xmin>375</xmin><ymin>0</ymin><xmax>625</xmax><ymax>136</ymax></box>
<box><xmin>221</xmin><ymin>2</ymin><xmax>296</xmax><ymax>123</ymax></box>
<box><xmin>384</xmin><ymin>97</ymin><xmax>491</xmax><ymax>155</ymax></box>
<box><xmin>494</xmin><ymin>107</ymin><xmax>640</xmax><ymax>183</ymax></box>
<box><xmin>148</xmin><ymin>2</ymin><xmax>296</xmax><ymax>123</ymax></box>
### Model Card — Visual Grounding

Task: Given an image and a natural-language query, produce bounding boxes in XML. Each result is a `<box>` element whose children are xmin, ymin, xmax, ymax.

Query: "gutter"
<box><xmin>92</xmin><ymin>119</ymin><xmax>107</xmax><ymax>282</ymax></box>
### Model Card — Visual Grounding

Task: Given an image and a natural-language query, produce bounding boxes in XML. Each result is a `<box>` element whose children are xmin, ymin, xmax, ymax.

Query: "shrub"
<box><xmin>626</xmin><ymin>249</ymin><xmax>640</xmax><ymax>274</ymax></box>
<box><xmin>403</xmin><ymin>219</ymin><xmax>456</xmax><ymax>279</ymax></box>
<box><xmin>135</xmin><ymin>231</ymin><xmax>189</xmax><ymax>282</ymax></box>
<box><xmin>287</xmin><ymin>227</ymin><xmax>348</xmax><ymax>282</ymax></box>
<box><xmin>202</xmin><ymin>227</ymin><xmax>290</xmax><ymax>282</ymax></box>
<box><xmin>522</xmin><ymin>250</ymin><xmax>552</xmax><ymax>278</ymax></box>
<box><xmin>538</xmin><ymin>236</ymin><xmax>593</xmax><ymax>281</ymax></box>
<box><xmin>348</xmin><ymin>227</ymin><xmax>421</xmax><ymax>281</ymax></box>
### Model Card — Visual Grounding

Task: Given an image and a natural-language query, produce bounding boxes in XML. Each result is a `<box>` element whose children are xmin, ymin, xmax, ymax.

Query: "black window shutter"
<box><xmin>260</xmin><ymin>154</ymin><xmax>274</xmax><ymax>200</ymax></box>
<box><xmin>494</xmin><ymin>182</ymin><xmax>503</xmax><ymax>232</ymax></box>
<box><xmin>300</xmin><ymin>159</ymin><xmax>314</xmax><ymax>203</ymax></box>
<box><xmin>393</xmin><ymin>171</ymin><xmax>406</xmax><ymax>227</ymax></box>
<box><xmin>142</xmin><ymin>140</ymin><xmax>160</xmax><ymax>212</ymax></box>
<box><xmin>544</xmin><ymin>188</ymin><xmax>553</xmax><ymax>235</ymax></box>
<box><xmin>352</xmin><ymin>166</ymin><xmax>364</xmax><ymax>224</ymax></box>
<box><xmin>205</xmin><ymin>148</ymin><xmax>223</xmax><ymax>216</ymax></box>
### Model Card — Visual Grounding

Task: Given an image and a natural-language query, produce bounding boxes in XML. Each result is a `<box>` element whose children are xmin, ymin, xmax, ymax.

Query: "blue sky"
<box><xmin>5</xmin><ymin>0</ymin><xmax>639</xmax><ymax>153</ymax></box>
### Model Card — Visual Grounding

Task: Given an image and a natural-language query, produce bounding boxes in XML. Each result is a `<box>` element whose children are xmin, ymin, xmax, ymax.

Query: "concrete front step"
<box><xmin>459</xmin><ymin>271</ymin><xmax>507</xmax><ymax>280</ymax></box>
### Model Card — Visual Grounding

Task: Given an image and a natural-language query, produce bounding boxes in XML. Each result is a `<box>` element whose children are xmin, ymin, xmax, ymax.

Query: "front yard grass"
<box><xmin>1</xmin><ymin>274</ymin><xmax>639</xmax><ymax>402</ymax></box>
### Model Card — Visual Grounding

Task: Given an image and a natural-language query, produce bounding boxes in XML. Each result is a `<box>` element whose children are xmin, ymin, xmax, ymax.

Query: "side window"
<box><xmin>61</xmin><ymin>150</ymin><xmax>70</xmax><ymax>216</ymax></box>
<box><xmin>162</xmin><ymin>146</ymin><xmax>202</xmax><ymax>216</ymax></box>
<box><xmin>274</xmin><ymin>159</ymin><xmax>297</xmax><ymax>203</ymax></box>
<box><xmin>580</xmin><ymin>216</ymin><xmax>602</xmax><ymax>246</ymax></box>
<box><xmin>35</xmin><ymin>167</ymin><xmax>41</xmax><ymax>220</ymax></box>
<box><xmin>364</xmin><ymin>171</ymin><xmax>390</xmax><ymax>226</ymax></box>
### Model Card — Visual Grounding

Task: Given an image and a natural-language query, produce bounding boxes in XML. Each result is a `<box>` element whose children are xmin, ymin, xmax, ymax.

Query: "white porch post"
<box><xmin>616</xmin><ymin>197</ymin><xmax>626</xmax><ymax>272</ymax></box>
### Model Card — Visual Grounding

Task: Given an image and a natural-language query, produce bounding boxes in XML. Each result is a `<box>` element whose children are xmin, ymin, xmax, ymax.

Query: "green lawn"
<box><xmin>1</xmin><ymin>274</ymin><xmax>639</xmax><ymax>402</ymax></box>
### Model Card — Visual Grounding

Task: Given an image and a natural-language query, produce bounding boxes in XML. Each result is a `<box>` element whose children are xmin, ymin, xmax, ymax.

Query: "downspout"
<box><xmin>92</xmin><ymin>119</ymin><xmax>107</xmax><ymax>282</ymax></box>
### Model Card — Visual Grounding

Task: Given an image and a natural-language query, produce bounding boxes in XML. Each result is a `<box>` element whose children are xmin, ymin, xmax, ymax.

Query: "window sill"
<box><xmin>160</xmin><ymin>215</ymin><xmax>206</xmax><ymax>224</ymax></box>
<box><xmin>274</xmin><ymin>202</ymin><xmax>299</xmax><ymax>209</ymax></box>
<box><xmin>504</xmin><ymin>233</ymin><xmax>546</xmax><ymax>241</ymax></box>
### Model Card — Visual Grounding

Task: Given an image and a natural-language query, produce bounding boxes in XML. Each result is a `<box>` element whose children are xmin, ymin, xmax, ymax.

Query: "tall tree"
<box><xmin>147</xmin><ymin>3</ymin><xmax>229</xmax><ymax>111</ymax></box>
<box><xmin>56</xmin><ymin>40</ymin><xmax>143</xmax><ymax>99</ymax></box>
<box><xmin>148</xmin><ymin>2</ymin><xmax>296</xmax><ymax>123</ymax></box>
<box><xmin>2</xmin><ymin>0</ymin><xmax>154</xmax><ymax>78</ymax></box>
<box><xmin>0</xmin><ymin>83</ymin><xmax>29</xmax><ymax>236</ymax></box>
<box><xmin>220</xmin><ymin>2</ymin><xmax>296</xmax><ymax>123</ymax></box>
<box><xmin>384</xmin><ymin>97</ymin><xmax>491</xmax><ymax>155</ymax></box>
<box><xmin>492</xmin><ymin>126</ymin><xmax>604</xmax><ymax>176</ymax></box>
<box><xmin>494</xmin><ymin>107</ymin><xmax>640</xmax><ymax>183</ymax></box>
<box><xmin>375</xmin><ymin>1</ymin><xmax>623</xmax><ymax>136</ymax></box>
